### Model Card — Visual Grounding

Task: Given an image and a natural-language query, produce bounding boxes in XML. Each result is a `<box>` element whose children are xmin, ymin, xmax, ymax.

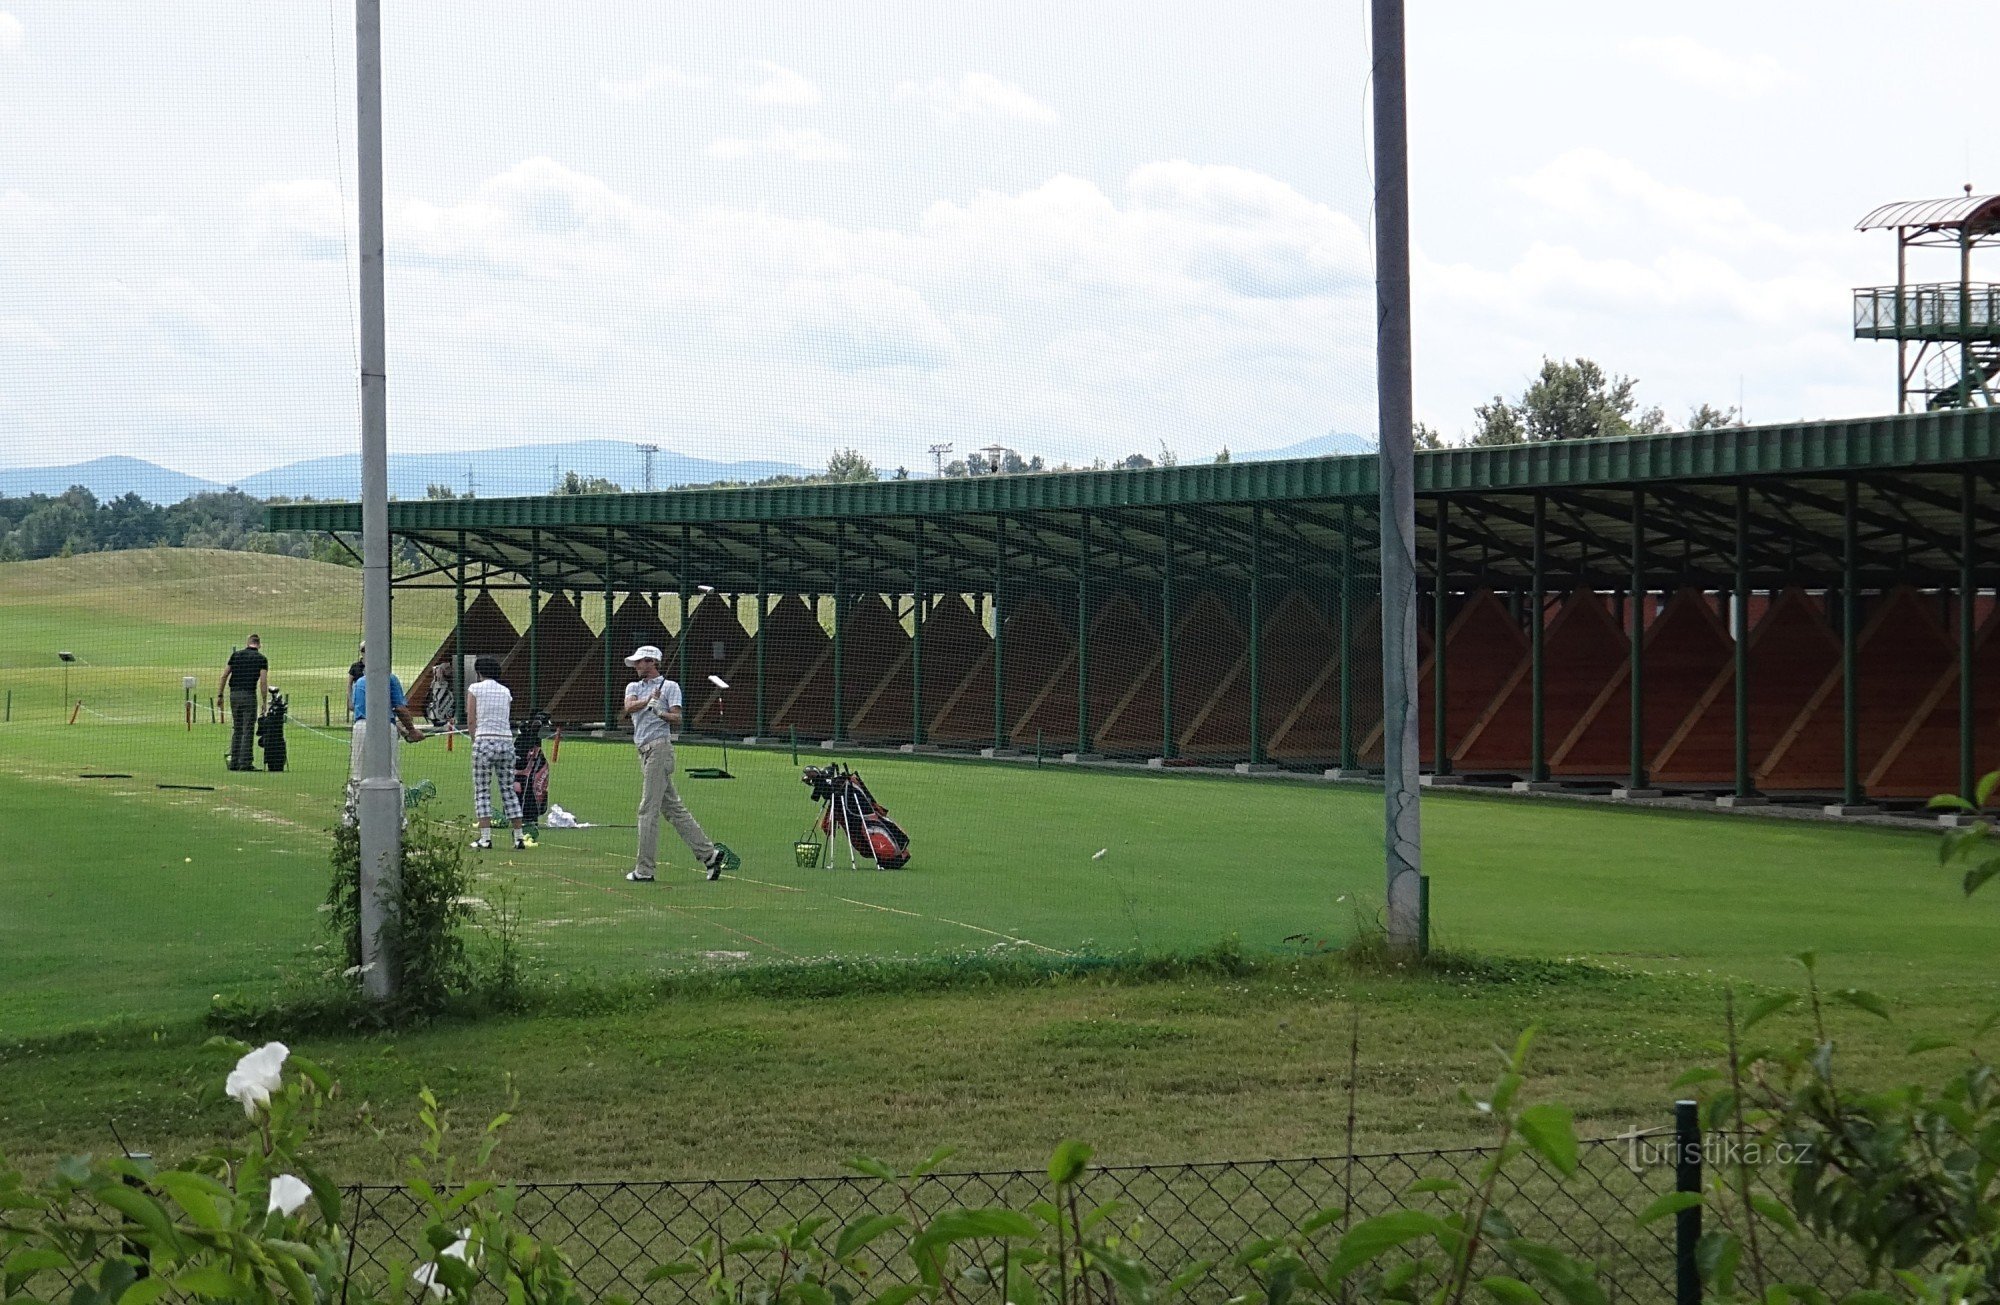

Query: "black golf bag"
<box><xmin>802</xmin><ymin>764</ymin><xmax>911</xmax><ymax>869</ymax></box>
<box><xmin>513</xmin><ymin>710</ymin><xmax>553</xmax><ymax>833</ymax></box>
<box><xmin>256</xmin><ymin>689</ymin><xmax>289</xmax><ymax>773</ymax></box>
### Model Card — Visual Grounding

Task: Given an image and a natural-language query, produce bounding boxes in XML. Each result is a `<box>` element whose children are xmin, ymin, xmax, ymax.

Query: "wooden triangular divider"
<box><xmin>408</xmin><ymin>591</ymin><xmax>520</xmax><ymax>709</ymax></box>
<box><xmin>1757</xmin><ymin>586</ymin><xmax>1954</xmax><ymax>793</ymax></box>
<box><xmin>549</xmin><ymin>593</ymin><xmax>675</xmax><ymax>724</ymax></box>
<box><xmin>1550</xmin><ymin>588</ymin><xmax>1732</xmax><ymax>777</ymax></box>
<box><xmin>1650</xmin><ymin>588</ymin><xmax>1841</xmax><ymax>784</ymax></box>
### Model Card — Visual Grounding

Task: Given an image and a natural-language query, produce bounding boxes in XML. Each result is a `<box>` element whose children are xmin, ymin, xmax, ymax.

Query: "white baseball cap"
<box><xmin>624</xmin><ymin>644</ymin><xmax>665</xmax><ymax>666</ymax></box>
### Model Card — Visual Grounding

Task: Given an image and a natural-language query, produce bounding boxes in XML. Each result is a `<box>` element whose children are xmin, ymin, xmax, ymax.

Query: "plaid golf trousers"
<box><xmin>472</xmin><ymin>736</ymin><xmax>522</xmax><ymax>822</ymax></box>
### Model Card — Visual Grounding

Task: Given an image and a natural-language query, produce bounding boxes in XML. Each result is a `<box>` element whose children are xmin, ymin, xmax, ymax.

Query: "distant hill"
<box><xmin>238</xmin><ymin>440</ymin><xmax>814</xmax><ymax>500</ymax></box>
<box><xmin>0</xmin><ymin>441</ymin><xmax>815</xmax><ymax>505</ymax></box>
<box><xmin>0</xmin><ymin>456</ymin><xmax>225</xmax><ymax>504</ymax></box>
<box><xmin>1</xmin><ymin>434</ymin><xmax>1371</xmax><ymax>507</ymax></box>
<box><xmin>1237</xmin><ymin>432</ymin><xmax>1376</xmax><ymax>461</ymax></box>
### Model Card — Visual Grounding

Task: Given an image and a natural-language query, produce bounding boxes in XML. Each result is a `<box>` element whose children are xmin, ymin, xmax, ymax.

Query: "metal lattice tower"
<box><xmin>1855</xmin><ymin>188</ymin><xmax>2000</xmax><ymax>411</ymax></box>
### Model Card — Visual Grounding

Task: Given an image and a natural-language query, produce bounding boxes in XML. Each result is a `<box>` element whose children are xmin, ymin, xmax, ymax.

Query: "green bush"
<box><xmin>324</xmin><ymin>798</ymin><xmax>473</xmax><ymax>1020</ymax></box>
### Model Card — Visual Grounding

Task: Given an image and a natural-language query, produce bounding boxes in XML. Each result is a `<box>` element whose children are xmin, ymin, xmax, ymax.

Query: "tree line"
<box><xmin>1418</xmin><ymin>356</ymin><xmax>1738</xmax><ymax>449</ymax></box>
<box><xmin>0</xmin><ymin>486</ymin><xmax>350</xmax><ymax>565</ymax></box>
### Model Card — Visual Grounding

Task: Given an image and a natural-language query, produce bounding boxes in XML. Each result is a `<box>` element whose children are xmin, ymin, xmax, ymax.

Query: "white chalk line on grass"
<box><xmin>528</xmin><ymin>830</ymin><xmax>1063</xmax><ymax>954</ymax></box>
<box><xmin>828</xmin><ymin>895</ymin><xmax>1066</xmax><ymax>955</ymax></box>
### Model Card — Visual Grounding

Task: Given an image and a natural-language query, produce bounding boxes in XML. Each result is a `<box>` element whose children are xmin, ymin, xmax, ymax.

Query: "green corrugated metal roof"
<box><xmin>266</xmin><ymin>409</ymin><xmax>2000</xmax><ymax>534</ymax></box>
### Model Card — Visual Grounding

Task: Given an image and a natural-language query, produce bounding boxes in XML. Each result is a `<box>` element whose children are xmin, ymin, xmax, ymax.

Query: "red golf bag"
<box><xmin>802</xmin><ymin>764</ymin><xmax>911</xmax><ymax>869</ymax></box>
<box><xmin>513</xmin><ymin>710</ymin><xmax>552</xmax><ymax>833</ymax></box>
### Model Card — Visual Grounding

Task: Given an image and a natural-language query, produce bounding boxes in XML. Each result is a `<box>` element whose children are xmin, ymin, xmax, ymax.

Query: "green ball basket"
<box><xmin>793</xmin><ymin>832</ymin><xmax>822</xmax><ymax>868</ymax></box>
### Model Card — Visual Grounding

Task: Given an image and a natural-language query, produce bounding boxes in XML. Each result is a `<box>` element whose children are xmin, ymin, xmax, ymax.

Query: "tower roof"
<box><xmin>1857</xmin><ymin>193</ymin><xmax>2000</xmax><ymax>233</ymax></box>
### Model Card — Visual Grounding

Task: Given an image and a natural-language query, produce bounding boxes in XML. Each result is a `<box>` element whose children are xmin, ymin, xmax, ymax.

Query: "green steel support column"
<box><xmin>1433</xmin><ymin>499</ymin><xmax>1450</xmax><ymax>776</ymax></box>
<box><xmin>1842</xmin><ymin>479</ymin><xmax>1861</xmax><ymax>808</ymax></box>
<box><xmin>453</xmin><ymin>530</ymin><xmax>467</xmax><ymax>730</ymax></box>
<box><xmin>756</xmin><ymin>523</ymin><xmax>769</xmax><ymax>740</ymax></box>
<box><xmin>911</xmin><ymin>517</ymin><xmax>925</xmax><ymax>746</ymax></box>
<box><xmin>1249</xmin><ymin>504</ymin><xmax>1264</xmax><ymax>765</ymax></box>
<box><xmin>993</xmin><ymin>515</ymin><xmax>1006</xmax><ymax>751</ymax></box>
<box><xmin>1340</xmin><ymin>500</ymin><xmax>1355</xmax><ymax>769</ymax></box>
<box><xmin>1162</xmin><ymin>507</ymin><xmax>1175</xmax><ymax>760</ymax></box>
<box><xmin>1076</xmin><ymin>513</ymin><xmax>1094</xmax><ymax>757</ymax></box>
<box><xmin>678</xmin><ymin>525</ymin><xmax>690</xmax><ymax>695</ymax></box>
<box><xmin>1629</xmin><ymin>491</ymin><xmax>1647</xmax><ymax>791</ymax></box>
<box><xmin>1734</xmin><ymin>485</ymin><xmax>1752</xmax><ymax>800</ymax></box>
<box><xmin>1962</xmin><ymin>226</ymin><xmax>1975</xmax><ymax>406</ymax></box>
<box><xmin>603</xmin><ymin>531</ymin><xmax>616</xmax><ymax>726</ymax></box>
<box><xmin>1962</xmin><ymin>470</ymin><xmax>1977</xmax><ymax>802</ymax></box>
<box><xmin>833</xmin><ymin>522</ymin><xmax>846</xmax><ymax>742</ymax></box>
<box><xmin>1530</xmin><ymin>492</ymin><xmax>1547</xmax><ymax>783</ymax></box>
<box><xmin>528</xmin><ymin>528</ymin><xmax>540</xmax><ymax>714</ymax></box>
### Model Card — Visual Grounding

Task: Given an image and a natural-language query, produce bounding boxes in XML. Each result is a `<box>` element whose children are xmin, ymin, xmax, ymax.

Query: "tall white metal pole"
<box><xmin>1372</xmin><ymin>0</ymin><xmax>1423</xmax><ymax>953</ymax></box>
<box><xmin>355</xmin><ymin>0</ymin><xmax>400</xmax><ymax>1001</ymax></box>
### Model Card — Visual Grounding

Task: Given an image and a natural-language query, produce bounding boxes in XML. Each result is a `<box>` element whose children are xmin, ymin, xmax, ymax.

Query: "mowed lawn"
<box><xmin>2</xmin><ymin>709</ymin><xmax>1987</xmax><ymax>1041</ymax></box>
<box><xmin>2</xmin><ymin>548</ymin><xmax>1994</xmax><ymax>1181</ymax></box>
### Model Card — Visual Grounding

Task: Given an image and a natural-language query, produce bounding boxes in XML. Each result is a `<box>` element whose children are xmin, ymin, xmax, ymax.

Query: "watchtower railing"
<box><xmin>1853</xmin><ymin>282</ymin><xmax>2000</xmax><ymax>341</ymax></box>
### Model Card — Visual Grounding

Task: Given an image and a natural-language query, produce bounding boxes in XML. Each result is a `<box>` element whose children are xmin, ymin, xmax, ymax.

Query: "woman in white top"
<box><xmin>466</xmin><ymin>656</ymin><xmax>531</xmax><ymax>851</ymax></box>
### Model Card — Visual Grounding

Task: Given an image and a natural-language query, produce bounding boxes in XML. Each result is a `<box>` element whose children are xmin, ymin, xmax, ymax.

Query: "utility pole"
<box><xmin>1373</xmin><ymin>0</ymin><xmax>1423</xmax><ymax>955</ymax></box>
<box><xmin>638</xmin><ymin>443</ymin><xmax>659</xmax><ymax>492</ymax></box>
<box><xmin>355</xmin><ymin>0</ymin><xmax>399</xmax><ymax>1002</ymax></box>
<box><xmin>929</xmin><ymin>442</ymin><xmax>952</xmax><ymax>478</ymax></box>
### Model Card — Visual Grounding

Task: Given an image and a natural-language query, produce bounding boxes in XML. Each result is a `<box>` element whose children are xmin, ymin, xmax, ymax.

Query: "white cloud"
<box><xmin>0</xmin><ymin>11</ymin><xmax>22</xmax><ymax>54</ymax></box>
<box><xmin>1508</xmin><ymin>148</ymin><xmax>1818</xmax><ymax>253</ymax></box>
<box><xmin>1618</xmin><ymin>35</ymin><xmax>1804</xmax><ymax>99</ymax></box>
<box><xmin>738</xmin><ymin>61</ymin><xmax>820</xmax><ymax>107</ymax></box>
<box><xmin>598</xmin><ymin>64</ymin><xmax>707</xmax><ymax>103</ymax></box>
<box><xmin>894</xmin><ymin>72</ymin><xmax>1057</xmax><ymax>124</ymax></box>
<box><xmin>707</xmin><ymin>128</ymin><xmax>851</xmax><ymax>164</ymax></box>
<box><xmin>783</xmin><ymin>273</ymin><xmax>958</xmax><ymax>371</ymax></box>
<box><xmin>246</xmin><ymin>178</ymin><xmax>345</xmax><ymax>250</ymax></box>
<box><xmin>190</xmin><ymin>155</ymin><xmax>1372</xmax><ymax>471</ymax></box>
<box><xmin>1415</xmin><ymin>152</ymin><xmax>1868</xmax><ymax>434</ymax></box>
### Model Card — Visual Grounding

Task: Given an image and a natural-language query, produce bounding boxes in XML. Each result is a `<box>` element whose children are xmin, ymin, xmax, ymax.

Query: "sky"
<box><xmin>0</xmin><ymin>1</ymin><xmax>1994</xmax><ymax>485</ymax></box>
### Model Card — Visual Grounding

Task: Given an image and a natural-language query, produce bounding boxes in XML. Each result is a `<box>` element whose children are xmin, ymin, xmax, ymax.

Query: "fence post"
<box><xmin>1675</xmin><ymin>1098</ymin><xmax>1702</xmax><ymax>1305</ymax></box>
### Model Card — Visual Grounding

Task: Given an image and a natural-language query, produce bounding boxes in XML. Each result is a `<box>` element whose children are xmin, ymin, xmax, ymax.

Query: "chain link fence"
<box><xmin>340</xmin><ymin>1128</ymin><xmax>1868</xmax><ymax>1303</ymax></box>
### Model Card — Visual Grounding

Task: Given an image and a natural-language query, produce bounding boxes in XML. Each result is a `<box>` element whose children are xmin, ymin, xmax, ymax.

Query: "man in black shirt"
<box><xmin>219</xmin><ymin>634</ymin><xmax>270</xmax><ymax>771</ymax></box>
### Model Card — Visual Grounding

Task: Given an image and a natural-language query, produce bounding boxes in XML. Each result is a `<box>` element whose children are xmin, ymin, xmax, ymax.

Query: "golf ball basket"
<box><xmin>793</xmin><ymin>828</ymin><xmax>825</xmax><ymax>868</ymax></box>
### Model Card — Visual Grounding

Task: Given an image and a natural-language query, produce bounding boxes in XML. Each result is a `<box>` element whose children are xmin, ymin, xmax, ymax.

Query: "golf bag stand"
<box><xmin>257</xmin><ymin>688</ymin><xmax>289</xmax><ymax>772</ymax></box>
<box><xmin>513</xmin><ymin>710</ymin><xmax>553</xmax><ymax>836</ymax></box>
<box><xmin>801</xmin><ymin>764</ymin><xmax>911</xmax><ymax>869</ymax></box>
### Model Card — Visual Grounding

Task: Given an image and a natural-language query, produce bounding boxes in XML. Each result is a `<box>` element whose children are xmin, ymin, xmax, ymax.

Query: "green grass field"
<box><xmin>1</xmin><ymin>550</ymin><xmax>1993</xmax><ymax>1182</ymax></box>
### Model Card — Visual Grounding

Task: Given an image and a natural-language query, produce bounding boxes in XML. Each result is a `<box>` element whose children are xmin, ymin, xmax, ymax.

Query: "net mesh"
<box><xmin>1</xmin><ymin>1</ymin><xmax>1380</xmax><ymax>1029</ymax></box>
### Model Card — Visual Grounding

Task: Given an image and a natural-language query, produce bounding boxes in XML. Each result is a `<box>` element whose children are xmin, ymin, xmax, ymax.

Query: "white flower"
<box><xmin>412</xmin><ymin>1231</ymin><xmax>474</xmax><ymax>1299</ymax></box>
<box><xmin>224</xmin><ymin>1041</ymin><xmax>289</xmax><ymax>1117</ymax></box>
<box><xmin>267</xmin><ymin>1174</ymin><xmax>311</xmax><ymax>1217</ymax></box>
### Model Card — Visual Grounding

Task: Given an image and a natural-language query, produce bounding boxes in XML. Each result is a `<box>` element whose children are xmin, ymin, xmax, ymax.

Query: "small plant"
<box><xmin>1665</xmin><ymin>953</ymin><xmax>2000</xmax><ymax>1305</ymax></box>
<box><xmin>0</xmin><ymin>1041</ymin><xmax>607</xmax><ymax>1305</ymax></box>
<box><xmin>325</xmin><ymin>796</ymin><xmax>475</xmax><ymax>1019</ymax></box>
<box><xmin>1931</xmin><ymin>770</ymin><xmax>2000</xmax><ymax>900</ymax></box>
<box><xmin>472</xmin><ymin>870</ymin><xmax>530</xmax><ymax>1011</ymax></box>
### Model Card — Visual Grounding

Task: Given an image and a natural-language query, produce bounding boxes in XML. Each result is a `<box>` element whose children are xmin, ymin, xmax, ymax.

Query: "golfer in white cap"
<box><xmin>620</xmin><ymin>644</ymin><xmax>732</xmax><ymax>882</ymax></box>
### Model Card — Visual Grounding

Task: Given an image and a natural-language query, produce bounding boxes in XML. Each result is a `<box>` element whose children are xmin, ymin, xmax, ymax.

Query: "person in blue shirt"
<box><xmin>342</xmin><ymin>664</ymin><xmax>423</xmax><ymax>825</ymax></box>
